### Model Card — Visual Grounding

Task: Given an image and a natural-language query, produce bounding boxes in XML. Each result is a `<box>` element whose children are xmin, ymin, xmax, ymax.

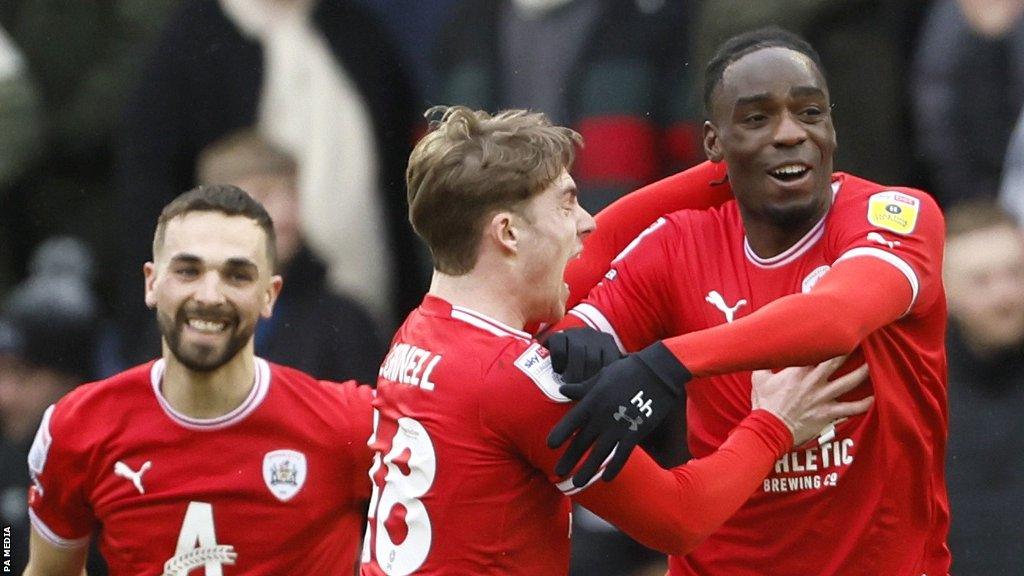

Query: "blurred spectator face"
<box><xmin>0</xmin><ymin>355</ymin><xmax>74</xmax><ymax>444</ymax></box>
<box><xmin>233</xmin><ymin>173</ymin><xmax>301</xmax><ymax>268</ymax></box>
<box><xmin>945</xmin><ymin>222</ymin><xmax>1024</xmax><ymax>353</ymax></box>
<box><xmin>144</xmin><ymin>211</ymin><xmax>281</xmax><ymax>371</ymax></box>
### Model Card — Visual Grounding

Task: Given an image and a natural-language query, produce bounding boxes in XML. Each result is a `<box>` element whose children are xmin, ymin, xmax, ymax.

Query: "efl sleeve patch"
<box><xmin>867</xmin><ymin>191</ymin><xmax>920</xmax><ymax>235</ymax></box>
<box><xmin>513</xmin><ymin>343</ymin><xmax>570</xmax><ymax>403</ymax></box>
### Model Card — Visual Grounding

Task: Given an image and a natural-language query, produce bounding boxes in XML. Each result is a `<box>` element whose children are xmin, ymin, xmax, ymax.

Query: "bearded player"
<box><xmin>24</xmin><ymin>185</ymin><xmax>373</xmax><ymax>575</ymax></box>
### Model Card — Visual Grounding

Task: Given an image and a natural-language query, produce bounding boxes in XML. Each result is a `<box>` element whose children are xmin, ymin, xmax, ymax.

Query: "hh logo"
<box><xmin>631</xmin><ymin>391</ymin><xmax>653</xmax><ymax>417</ymax></box>
<box><xmin>706</xmin><ymin>290</ymin><xmax>747</xmax><ymax>323</ymax></box>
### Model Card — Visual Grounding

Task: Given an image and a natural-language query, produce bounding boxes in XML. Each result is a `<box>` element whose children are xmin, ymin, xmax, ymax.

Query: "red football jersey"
<box><xmin>573</xmin><ymin>174</ymin><xmax>951</xmax><ymax>575</ymax></box>
<box><xmin>360</xmin><ymin>296</ymin><xmax>794</xmax><ymax>576</ymax></box>
<box><xmin>28</xmin><ymin>358</ymin><xmax>374</xmax><ymax>576</ymax></box>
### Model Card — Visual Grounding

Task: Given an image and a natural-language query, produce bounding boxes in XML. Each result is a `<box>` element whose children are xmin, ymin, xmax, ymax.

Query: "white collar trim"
<box><xmin>744</xmin><ymin>180</ymin><xmax>841</xmax><ymax>269</ymax></box>
<box><xmin>150</xmin><ymin>357</ymin><xmax>271</xmax><ymax>430</ymax></box>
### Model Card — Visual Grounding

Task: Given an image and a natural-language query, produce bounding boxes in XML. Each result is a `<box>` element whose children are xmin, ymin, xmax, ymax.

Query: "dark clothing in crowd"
<box><xmin>255</xmin><ymin>247</ymin><xmax>387</xmax><ymax>384</ymax></box>
<box><xmin>945</xmin><ymin>324</ymin><xmax>1024</xmax><ymax>575</ymax></box>
<box><xmin>117</xmin><ymin>0</ymin><xmax>424</xmax><ymax>365</ymax></box>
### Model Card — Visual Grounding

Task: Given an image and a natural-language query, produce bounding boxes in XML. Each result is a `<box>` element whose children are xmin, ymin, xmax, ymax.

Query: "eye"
<box><xmin>228</xmin><ymin>271</ymin><xmax>255</xmax><ymax>284</ymax></box>
<box><xmin>174</xmin><ymin>267</ymin><xmax>199</xmax><ymax>279</ymax></box>
<box><xmin>800</xmin><ymin>106</ymin><xmax>825</xmax><ymax>120</ymax></box>
<box><xmin>742</xmin><ymin>113</ymin><xmax>767</xmax><ymax>126</ymax></box>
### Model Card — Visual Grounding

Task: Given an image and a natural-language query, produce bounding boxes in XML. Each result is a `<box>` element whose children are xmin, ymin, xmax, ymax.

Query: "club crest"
<box><xmin>262</xmin><ymin>449</ymin><xmax>307</xmax><ymax>502</ymax></box>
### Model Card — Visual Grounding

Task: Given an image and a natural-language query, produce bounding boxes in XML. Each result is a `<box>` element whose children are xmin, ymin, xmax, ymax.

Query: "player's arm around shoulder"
<box><xmin>568</xmin><ymin>357</ymin><xmax>872</xmax><ymax>556</ymax></box>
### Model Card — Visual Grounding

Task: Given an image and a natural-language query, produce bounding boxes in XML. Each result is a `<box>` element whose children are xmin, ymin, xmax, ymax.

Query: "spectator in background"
<box><xmin>942</xmin><ymin>201</ymin><xmax>1024</xmax><ymax>574</ymax></box>
<box><xmin>0</xmin><ymin>238</ymin><xmax>103</xmax><ymax>575</ymax></box>
<box><xmin>998</xmin><ymin>108</ymin><xmax>1024</xmax><ymax>223</ymax></box>
<box><xmin>0</xmin><ymin>23</ymin><xmax>41</xmax><ymax>191</ymax></box>
<box><xmin>0</xmin><ymin>0</ymin><xmax>178</xmax><ymax>304</ymax></box>
<box><xmin>196</xmin><ymin>129</ymin><xmax>387</xmax><ymax>382</ymax></box>
<box><xmin>693</xmin><ymin>0</ymin><xmax>924</xmax><ymax>186</ymax></box>
<box><xmin>434</xmin><ymin>0</ymin><xmax>704</xmax><ymax>213</ymax></box>
<box><xmin>117</xmin><ymin>0</ymin><xmax>425</xmax><ymax>366</ymax></box>
<box><xmin>0</xmin><ymin>22</ymin><xmax>42</xmax><ymax>294</ymax></box>
<box><xmin>912</xmin><ymin>0</ymin><xmax>1024</xmax><ymax>207</ymax></box>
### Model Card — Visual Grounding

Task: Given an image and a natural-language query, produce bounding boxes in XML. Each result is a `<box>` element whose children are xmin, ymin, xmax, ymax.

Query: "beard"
<box><xmin>760</xmin><ymin>191</ymin><xmax>830</xmax><ymax>229</ymax></box>
<box><xmin>157</xmin><ymin>304</ymin><xmax>253</xmax><ymax>372</ymax></box>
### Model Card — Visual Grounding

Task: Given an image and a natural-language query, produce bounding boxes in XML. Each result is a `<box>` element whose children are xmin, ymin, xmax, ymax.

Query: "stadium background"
<box><xmin>1</xmin><ymin>0</ymin><xmax>1022</xmax><ymax>573</ymax></box>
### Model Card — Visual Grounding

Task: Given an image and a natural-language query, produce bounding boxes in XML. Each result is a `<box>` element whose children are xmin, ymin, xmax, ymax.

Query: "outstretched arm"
<box><xmin>563</xmin><ymin>161</ymin><xmax>731</xmax><ymax>309</ymax></box>
<box><xmin>571</xmin><ymin>358</ymin><xmax>871</xmax><ymax>553</ymax></box>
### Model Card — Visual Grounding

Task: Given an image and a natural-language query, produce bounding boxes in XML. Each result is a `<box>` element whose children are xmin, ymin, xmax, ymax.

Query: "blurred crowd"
<box><xmin>0</xmin><ymin>0</ymin><xmax>1022</xmax><ymax>574</ymax></box>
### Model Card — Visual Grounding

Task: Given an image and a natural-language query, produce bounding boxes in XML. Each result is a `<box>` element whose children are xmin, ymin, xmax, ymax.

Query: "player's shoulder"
<box><xmin>834</xmin><ymin>173</ymin><xmax>940</xmax><ymax>214</ymax></box>
<box><xmin>266</xmin><ymin>361</ymin><xmax>374</xmax><ymax>414</ymax></box>
<box><xmin>663</xmin><ymin>198</ymin><xmax>739</xmax><ymax>232</ymax></box>
<box><xmin>51</xmin><ymin>362</ymin><xmax>155</xmax><ymax>423</ymax></box>
<box><xmin>832</xmin><ymin>172</ymin><xmax>943</xmax><ymax>235</ymax></box>
<box><xmin>484</xmin><ymin>337</ymin><xmax>570</xmax><ymax>405</ymax></box>
<box><xmin>41</xmin><ymin>362</ymin><xmax>156</xmax><ymax>455</ymax></box>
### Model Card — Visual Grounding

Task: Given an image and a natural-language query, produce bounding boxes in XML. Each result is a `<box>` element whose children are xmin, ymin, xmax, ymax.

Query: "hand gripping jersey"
<box><xmin>360</xmin><ymin>296</ymin><xmax>793</xmax><ymax>576</ymax></box>
<box><xmin>572</xmin><ymin>174</ymin><xmax>951</xmax><ymax>575</ymax></box>
<box><xmin>28</xmin><ymin>358</ymin><xmax>373</xmax><ymax>575</ymax></box>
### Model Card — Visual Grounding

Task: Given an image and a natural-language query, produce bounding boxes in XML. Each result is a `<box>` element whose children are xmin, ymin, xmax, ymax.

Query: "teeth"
<box><xmin>188</xmin><ymin>319</ymin><xmax>227</xmax><ymax>333</ymax></box>
<box><xmin>772</xmin><ymin>164</ymin><xmax>808</xmax><ymax>176</ymax></box>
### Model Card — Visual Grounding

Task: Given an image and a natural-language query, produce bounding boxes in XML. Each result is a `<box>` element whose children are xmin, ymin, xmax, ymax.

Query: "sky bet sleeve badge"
<box><xmin>867</xmin><ymin>191</ymin><xmax>920</xmax><ymax>235</ymax></box>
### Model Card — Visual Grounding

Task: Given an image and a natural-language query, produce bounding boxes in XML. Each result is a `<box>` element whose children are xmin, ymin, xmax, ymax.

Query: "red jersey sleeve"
<box><xmin>321</xmin><ymin>379</ymin><xmax>375</xmax><ymax>501</ymax></box>
<box><xmin>824</xmin><ymin>184</ymin><xmax>946</xmax><ymax>317</ymax></box>
<box><xmin>567</xmin><ymin>215</ymin><xmax>683</xmax><ymax>351</ymax></box>
<box><xmin>661</xmin><ymin>183</ymin><xmax>945</xmax><ymax>375</ymax></box>
<box><xmin>481</xmin><ymin>341</ymin><xmax>792</xmax><ymax>555</ymax></box>
<box><xmin>27</xmin><ymin>400</ymin><xmax>96</xmax><ymax>548</ymax></box>
<box><xmin>564</xmin><ymin>161</ymin><xmax>731</xmax><ymax>309</ymax></box>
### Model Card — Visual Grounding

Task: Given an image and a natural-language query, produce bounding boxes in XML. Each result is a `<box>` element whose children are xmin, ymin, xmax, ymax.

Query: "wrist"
<box><xmin>634</xmin><ymin>341</ymin><xmax>691</xmax><ymax>397</ymax></box>
<box><xmin>745</xmin><ymin>409</ymin><xmax>795</xmax><ymax>457</ymax></box>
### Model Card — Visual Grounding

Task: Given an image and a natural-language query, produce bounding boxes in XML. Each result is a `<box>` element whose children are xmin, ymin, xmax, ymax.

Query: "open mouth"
<box><xmin>769</xmin><ymin>163</ymin><xmax>811</xmax><ymax>183</ymax></box>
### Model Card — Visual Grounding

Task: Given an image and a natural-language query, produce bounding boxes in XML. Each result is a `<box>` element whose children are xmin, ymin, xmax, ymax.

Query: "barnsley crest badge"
<box><xmin>262</xmin><ymin>449</ymin><xmax>307</xmax><ymax>502</ymax></box>
<box><xmin>867</xmin><ymin>191</ymin><xmax>919</xmax><ymax>235</ymax></box>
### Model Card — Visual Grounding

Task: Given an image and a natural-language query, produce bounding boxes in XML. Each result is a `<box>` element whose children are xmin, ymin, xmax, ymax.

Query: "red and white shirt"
<box><xmin>361</xmin><ymin>296</ymin><xmax>793</xmax><ymax>575</ymax></box>
<box><xmin>573</xmin><ymin>174</ymin><xmax>951</xmax><ymax>575</ymax></box>
<box><xmin>28</xmin><ymin>358</ymin><xmax>373</xmax><ymax>575</ymax></box>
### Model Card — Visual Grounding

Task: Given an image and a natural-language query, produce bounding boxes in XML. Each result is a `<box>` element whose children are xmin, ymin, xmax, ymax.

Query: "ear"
<box><xmin>143</xmin><ymin>262</ymin><xmax>158</xmax><ymax>309</ymax></box>
<box><xmin>261</xmin><ymin>275</ymin><xmax>284</xmax><ymax>318</ymax></box>
<box><xmin>488</xmin><ymin>211</ymin><xmax>519</xmax><ymax>255</ymax></box>
<box><xmin>703</xmin><ymin>120</ymin><xmax>724</xmax><ymax>163</ymax></box>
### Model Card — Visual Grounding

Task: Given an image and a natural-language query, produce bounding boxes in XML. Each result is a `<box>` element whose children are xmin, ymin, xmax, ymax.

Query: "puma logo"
<box><xmin>614</xmin><ymin>405</ymin><xmax>643</xmax><ymax>431</ymax></box>
<box><xmin>705</xmin><ymin>290</ymin><xmax>747</xmax><ymax>323</ymax></box>
<box><xmin>867</xmin><ymin>231</ymin><xmax>900</xmax><ymax>249</ymax></box>
<box><xmin>114</xmin><ymin>460</ymin><xmax>152</xmax><ymax>494</ymax></box>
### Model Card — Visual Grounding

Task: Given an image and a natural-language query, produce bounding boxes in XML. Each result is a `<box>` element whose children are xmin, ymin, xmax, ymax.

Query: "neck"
<box><xmin>429</xmin><ymin>269</ymin><xmax>527</xmax><ymax>330</ymax></box>
<box><xmin>160</xmin><ymin>343</ymin><xmax>256</xmax><ymax>419</ymax></box>
<box><xmin>740</xmin><ymin>194</ymin><xmax>831</xmax><ymax>259</ymax></box>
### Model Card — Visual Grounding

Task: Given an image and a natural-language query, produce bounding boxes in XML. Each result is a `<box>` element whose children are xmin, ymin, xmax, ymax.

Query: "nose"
<box><xmin>576</xmin><ymin>205</ymin><xmax>596</xmax><ymax>239</ymax></box>
<box><xmin>194</xmin><ymin>270</ymin><xmax>226</xmax><ymax>305</ymax></box>
<box><xmin>774</xmin><ymin>111</ymin><xmax>807</xmax><ymax>147</ymax></box>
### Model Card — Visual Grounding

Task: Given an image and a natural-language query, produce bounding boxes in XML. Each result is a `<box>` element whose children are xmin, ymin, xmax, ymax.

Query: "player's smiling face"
<box><xmin>704</xmin><ymin>46</ymin><xmax>836</xmax><ymax>229</ymax></box>
<box><xmin>145</xmin><ymin>212</ymin><xmax>281</xmax><ymax>372</ymax></box>
<box><xmin>517</xmin><ymin>169</ymin><xmax>594</xmax><ymax>324</ymax></box>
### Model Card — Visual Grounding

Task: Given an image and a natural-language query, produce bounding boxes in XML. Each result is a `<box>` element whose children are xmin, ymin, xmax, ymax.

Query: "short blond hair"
<box><xmin>196</xmin><ymin>129</ymin><xmax>297</xmax><ymax>185</ymax></box>
<box><xmin>406</xmin><ymin>106</ymin><xmax>582</xmax><ymax>275</ymax></box>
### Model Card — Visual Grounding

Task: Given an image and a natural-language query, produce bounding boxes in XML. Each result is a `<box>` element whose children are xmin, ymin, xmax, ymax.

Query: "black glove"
<box><xmin>547</xmin><ymin>341</ymin><xmax>691</xmax><ymax>487</ymax></box>
<box><xmin>546</xmin><ymin>328</ymin><xmax>623</xmax><ymax>383</ymax></box>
